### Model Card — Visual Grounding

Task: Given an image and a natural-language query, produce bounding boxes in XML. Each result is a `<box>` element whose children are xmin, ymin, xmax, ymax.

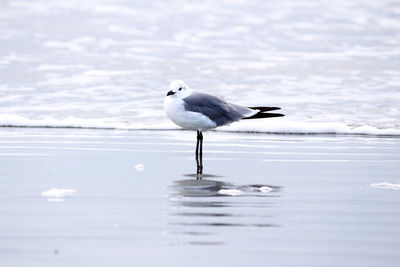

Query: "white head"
<box><xmin>166</xmin><ymin>80</ymin><xmax>191</xmax><ymax>98</ymax></box>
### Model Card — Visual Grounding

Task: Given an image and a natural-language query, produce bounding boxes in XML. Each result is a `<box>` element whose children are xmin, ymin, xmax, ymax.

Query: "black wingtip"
<box><xmin>247</xmin><ymin>106</ymin><xmax>281</xmax><ymax>112</ymax></box>
<box><xmin>243</xmin><ymin>106</ymin><xmax>284</xmax><ymax>120</ymax></box>
<box><xmin>243</xmin><ymin>112</ymin><xmax>285</xmax><ymax>120</ymax></box>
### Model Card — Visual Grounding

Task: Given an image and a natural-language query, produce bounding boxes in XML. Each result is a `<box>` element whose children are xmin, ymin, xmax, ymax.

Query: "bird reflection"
<box><xmin>164</xmin><ymin>174</ymin><xmax>282</xmax><ymax>246</ymax></box>
<box><xmin>195</xmin><ymin>153</ymin><xmax>203</xmax><ymax>176</ymax></box>
<box><xmin>169</xmin><ymin>178</ymin><xmax>230</xmax><ymax>199</ymax></box>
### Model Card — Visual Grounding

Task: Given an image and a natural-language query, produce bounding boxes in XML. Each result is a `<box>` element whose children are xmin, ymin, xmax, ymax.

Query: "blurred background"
<box><xmin>1</xmin><ymin>0</ymin><xmax>400</xmax><ymax>131</ymax></box>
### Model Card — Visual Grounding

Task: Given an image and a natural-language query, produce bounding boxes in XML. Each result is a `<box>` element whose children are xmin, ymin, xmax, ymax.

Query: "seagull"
<box><xmin>164</xmin><ymin>80</ymin><xmax>284</xmax><ymax>173</ymax></box>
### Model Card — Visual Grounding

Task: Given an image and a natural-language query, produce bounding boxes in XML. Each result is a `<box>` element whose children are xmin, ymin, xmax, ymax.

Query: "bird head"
<box><xmin>166</xmin><ymin>80</ymin><xmax>190</xmax><ymax>97</ymax></box>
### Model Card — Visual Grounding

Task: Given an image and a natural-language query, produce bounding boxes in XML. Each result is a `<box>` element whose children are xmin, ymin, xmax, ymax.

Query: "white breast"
<box><xmin>164</xmin><ymin>96</ymin><xmax>217</xmax><ymax>131</ymax></box>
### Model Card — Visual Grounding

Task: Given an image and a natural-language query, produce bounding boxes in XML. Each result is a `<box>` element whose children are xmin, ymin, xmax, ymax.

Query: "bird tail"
<box><xmin>243</xmin><ymin>106</ymin><xmax>285</xmax><ymax>119</ymax></box>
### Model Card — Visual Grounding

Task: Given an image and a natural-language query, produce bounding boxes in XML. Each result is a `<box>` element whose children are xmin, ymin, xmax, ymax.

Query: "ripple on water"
<box><xmin>165</xmin><ymin>178</ymin><xmax>282</xmax><ymax>245</ymax></box>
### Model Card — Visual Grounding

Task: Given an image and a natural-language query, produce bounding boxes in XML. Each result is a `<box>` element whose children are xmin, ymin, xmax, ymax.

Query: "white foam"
<box><xmin>2</xmin><ymin>0</ymin><xmax>400</xmax><ymax>141</ymax></box>
<box><xmin>219</xmin><ymin>119</ymin><xmax>400</xmax><ymax>136</ymax></box>
<box><xmin>370</xmin><ymin>183</ymin><xmax>400</xmax><ymax>190</ymax></box>
<box><xmin>41</xmin><ymin>188</ymin><xmax>77</xmax><ymax>198</ymax></box>
<box><xmin>258</xmin><ymin>186</ymin><xmax>273</xmax><ymax>193</ymax></box>
<box><xmin>0</xmin><ymin>114</ymin><xmax>176</xmax><ymax>130</ymax></box>
<box><xmin>1</xmin><ymin>114</ymin><xmax>399</xmax><ymax>136</ymax></box>
<box><xmin>107</xmin><ymin>25</ymin><xmax>151</xmax><ymax>36</ymax></box>
<box><xmin>134</xmin><ymin>163</ymin><xmax>145</xmax><ymax>171</ymax></box>
<box><xmin>218</xmin><ymin>189</ymin><xmax>242</xmax><ymax>196</ymax></box>
<box><xmin>35</xmin><ymin>64</ymin><xmax>91</xmax><ymax>71</ymax></box>
<box><xmin>94</xmin><ymin>4</ymin><xmax>138</xmax><ymax>15</ymax></box>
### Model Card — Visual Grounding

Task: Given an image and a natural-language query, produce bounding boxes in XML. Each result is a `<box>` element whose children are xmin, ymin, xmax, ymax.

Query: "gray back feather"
<box><xmin>183</xmin><ymin>92</ymin><xmax>251</xmax><ymax>126</ymax></box>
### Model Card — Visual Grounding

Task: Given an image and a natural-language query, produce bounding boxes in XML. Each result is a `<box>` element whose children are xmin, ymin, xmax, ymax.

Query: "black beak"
<box><xmin>166</xmin><ymin>90</ymin><xmax>175</xmax><ymax>96</ymax></box>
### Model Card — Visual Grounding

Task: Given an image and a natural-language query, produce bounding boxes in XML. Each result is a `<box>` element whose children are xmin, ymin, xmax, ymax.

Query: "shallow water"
<box><xmin>1</xmin><ymin>0</ymin><xmax>400</xmax><ymax>264</ymax></box>
<box><xmin>1</xmin><ymin>0</ymin><xmax>400</xmax><ymax>133</ymax></box>
<box><xmin>1</xmin><ymin>128</ymin><xmax>399</xmax><ymax>266</ymax></box>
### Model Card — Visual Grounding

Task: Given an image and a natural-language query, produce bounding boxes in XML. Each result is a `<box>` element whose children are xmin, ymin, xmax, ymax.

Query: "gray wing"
<box><xmin>183</xmin><ymin>92</ymin><xmax>252</xmax><ymax>127</ymax></box>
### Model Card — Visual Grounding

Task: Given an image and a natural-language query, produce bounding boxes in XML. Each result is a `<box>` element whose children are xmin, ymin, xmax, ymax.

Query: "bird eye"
<box><xmin>178</xmin><ymin>87</ymin><xmax>182</xmax><ymax>91</ymax></box>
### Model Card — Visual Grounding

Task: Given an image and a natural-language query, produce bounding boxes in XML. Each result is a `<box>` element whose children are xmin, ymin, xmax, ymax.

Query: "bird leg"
<box><xmin>196</xmin><ymin>131</ymin><xmax>203</xmax><ymax>176</ymax></box>
<box><xmin>199</xmin><ymin>131</ymin><xmax>203</xmax><ymax>158</ymax></box>
<box><xmin>196</xmin><ymin>130</ymin><xmax>200</xmax><ymax>157</ymax></box>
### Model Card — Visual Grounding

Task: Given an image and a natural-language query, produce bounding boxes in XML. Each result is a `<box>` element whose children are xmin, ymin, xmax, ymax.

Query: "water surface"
<box><xmin>1</xmin><ymin>128</ymin><xmax>399</xmax><ymax>266</ymax></box>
